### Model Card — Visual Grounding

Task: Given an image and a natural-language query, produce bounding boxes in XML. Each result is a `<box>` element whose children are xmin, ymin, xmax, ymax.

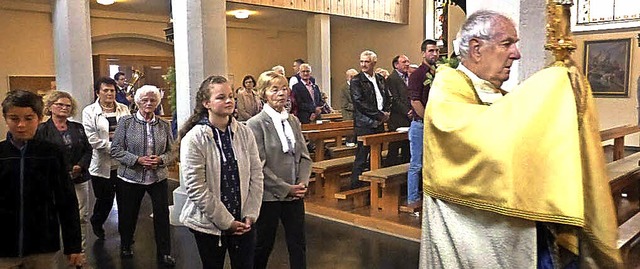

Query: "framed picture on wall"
<box><xmin>8</xmin><ymin>76</ymin><xmax>56</xmax><ymax>96</ymax></box>
<box><xmin>583</xmin><ymin>38</ymin><xmax>631</xmax><ymax>97</ymax></box>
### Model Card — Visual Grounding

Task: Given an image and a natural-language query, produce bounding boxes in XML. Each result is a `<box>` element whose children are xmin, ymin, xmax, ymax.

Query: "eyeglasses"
<box><xmin>53</xmin><ymin>103</ymin><xmax>72</xmax><ymax>109</ymax></box>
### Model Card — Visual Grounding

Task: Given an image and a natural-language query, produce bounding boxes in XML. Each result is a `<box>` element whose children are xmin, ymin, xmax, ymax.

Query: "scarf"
<box><xmin>263</xmin><ymin>104</ymin><xmax>296</xmax><ymax>153</ymax></box>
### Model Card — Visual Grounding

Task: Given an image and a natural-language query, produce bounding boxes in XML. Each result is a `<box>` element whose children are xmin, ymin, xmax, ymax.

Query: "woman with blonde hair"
<box><xmin>247</xmin><ymin>71</ymin><xmax>312</xmax><ymax>269</ymax></box>
<box><xmin>179</xmin><ymin>75</ymin><xmax>263</xmax><ymax>269</ymax></box>
<box><xmin>36</xmin><ymin>90</ymin><xmax>92</xmax><ymax>251</ymax></box>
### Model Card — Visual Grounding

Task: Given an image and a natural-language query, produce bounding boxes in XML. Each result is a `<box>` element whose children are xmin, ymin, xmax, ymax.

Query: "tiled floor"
<box><xmin>71</xmin><ymin>180</ymin><xmax>420</xmax><ymax>269</ymax></box>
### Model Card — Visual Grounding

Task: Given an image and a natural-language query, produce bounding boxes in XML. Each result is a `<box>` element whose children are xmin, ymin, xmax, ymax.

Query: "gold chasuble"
<box><xmin>423</xmin><ymin>65</ymin><xmax>621</xmax><ymax>267</ymax></box>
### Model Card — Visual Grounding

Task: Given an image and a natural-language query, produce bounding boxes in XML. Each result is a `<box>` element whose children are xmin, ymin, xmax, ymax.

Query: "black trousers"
<box><xmin>190</xmin><ymin>228</ymin><xmax>256</xmax><ymax>269</ymax></box>
<box><xmin>384</xmin><ymin>140</ymin><xmax>410</xmax><ymax>166</ymax></box>
<box><xmin>115</xmin><ymin>178</ymin><xmax>171</xmax><ymax>256</ymax></box>
<box><xmin>90</xmin><ymin>170</ymin><xmax>117</xmax><ymax>228</ymax></box>
<box><xmin>351</xmin><ymin>126</ymin><xmax>384</xmax><ymax>188</ymax></box>
<box><xmin>254</xmin><ymin>200</ymin><xmax>306</xmax><ymax>269</ymax></box>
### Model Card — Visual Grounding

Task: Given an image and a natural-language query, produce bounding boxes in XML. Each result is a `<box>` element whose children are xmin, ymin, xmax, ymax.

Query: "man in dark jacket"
<box><xmin>291</xmin><ymin>63</ymin><xmax>324</xmax><ymax>124</ymax></box>
<box><xmin>0</xmin><ymin>90</ymin><xmax>84</xmax><ymax>268</ymax></box>
<box><xmin>385</xmin><ymin>54</ymin><xmax>412</xmax><ymax>166</ymax></box>
<box><xmin>350</xmin><ymin>50</ymin><xmax>391</xmax><ymax>188</ymax></box>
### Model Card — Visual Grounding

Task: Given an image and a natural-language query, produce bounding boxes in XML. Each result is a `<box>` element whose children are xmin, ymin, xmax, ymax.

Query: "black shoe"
<box><xmin>120</xmin><ymin>246</ymin><xmax>133</xmax><ymax>258</ymax></box>
<box><xmin>158</xmin><ymin>255</ymin><xmax>176</xmax><ymax>267</ymax></box>
<box><xmin>92</xmin><ymin>224</ymin><xmax>105</xmax><ymax>240</ymax></box>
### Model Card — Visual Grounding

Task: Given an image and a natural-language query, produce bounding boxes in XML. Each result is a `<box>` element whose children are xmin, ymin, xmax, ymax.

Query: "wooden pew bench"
<box><xmin>319</xmin><ymin>112</ymin><xmax>343</xmax><ymax>122</ymax></box>
<box><xmin>355</xmin><ymin>131</ymin><xmax>409</xmax><ymax>211</ymax></box>
<box><xmin>326</xmin><ymin>145</ymin><xmax>357</xmax><ymax>159</ymax></box>
<box><xmin>303</xmin><ymin>127</ymin><xmax>354</xmax><ymax>161</ymax></box>
<box><xmin>606</xmin><ymin>152</ymin><xmax>640</xmax><ymax>264</ymax></box>
<box><xmin>600</xmin><ymin>124</ymin><xmax>640</xmax><ymax>161</ymax></box>
<box><xmin>334</xmin><ymin>186</ymin><xmax>371</xmax><ymax>209</ymax></box>
<box><xmin>311</xmin><ymin>156</ymin><xmax>354</xmax><ymax>206</ymax></box>
<box><xmin>359</xmin><ymin>163</ymin><xmax>409</xmax><ymax>217</ymax></box>
<box><xmin>301</xmin><ymin>120</ymin><xmax>353</xmax><ymax>131</ymax></box>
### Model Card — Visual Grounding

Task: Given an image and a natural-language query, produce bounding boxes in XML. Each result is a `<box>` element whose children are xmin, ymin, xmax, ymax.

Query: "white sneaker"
<box><xmin>346</xmin><ymin>142</ymin><xmax>356</xmax><ymax>147</ymax></box>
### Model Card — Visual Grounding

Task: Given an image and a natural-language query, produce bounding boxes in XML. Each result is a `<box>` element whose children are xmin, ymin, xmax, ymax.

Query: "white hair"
<box><xmin>299</xmin><ymin>63</ymin><xmax>312</xmax><ymax>72</ymax></box>
<box><xmin>134</xmin><ymin>85</ymin><xmax>161</xmax><ymax>105</ymax></box>
<box><xmin>271</xmin><ymin>65</ymin><xmax>285</xmax><ymax>76</ymax></box>
<box><xmin>457</xmin><ymin>10</ymin><xmax>514</xmax><ymax>59</ymax></box>
<box><xmin>360</xmin><ymin>50</ymin><xmax>378</xmax><ymax>62</ymax></box>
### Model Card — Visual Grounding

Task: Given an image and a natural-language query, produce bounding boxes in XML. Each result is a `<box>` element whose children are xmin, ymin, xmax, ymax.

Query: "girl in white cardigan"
<box><xmin>178</xmin><ymin>75</ymin><xmax>264</xmax><ymax>269</ymax></box>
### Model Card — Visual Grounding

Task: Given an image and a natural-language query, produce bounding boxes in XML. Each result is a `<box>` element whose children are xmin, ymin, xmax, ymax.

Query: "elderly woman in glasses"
<box><xmin>35</xmin><ymin>90</ymin><xmax>92</xmax><ymax>251</ymax></box>
<box><xmin>247</xmin><ymin>71</ymin><xmax>312</xmax><ymax>269</ymax></box>
<box><xmin>110</xmin><ymin>85</ymin><xmax>176</xmax><ymax>267</ymax></box>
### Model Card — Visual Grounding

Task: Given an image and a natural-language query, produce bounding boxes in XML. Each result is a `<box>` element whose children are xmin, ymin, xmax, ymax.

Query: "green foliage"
<box><xmin>438</xmin><ymin>55</ymin><xmax>460</xmax><ymax>69</ymax></box>
<box><xmin>162</xmin><ymin>67</ymin><xmax>177</xmax><ymax>113</ymax></box>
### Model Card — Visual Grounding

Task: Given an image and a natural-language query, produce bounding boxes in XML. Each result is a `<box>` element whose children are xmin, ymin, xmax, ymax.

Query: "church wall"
<box><xmin>0</xmin><ymin>8</ymin><xmax>55</xmax><ymax>137</ymax></box>
<box><xmin>573</xmin><ymin>31</ymin><xmax>640</xmax><ymax>146</ymax></box>
<box><xmin>329</xmin><ymin>0</ymin><xmax>425</xmax><ymax>110</ymax></box>
<box><xmin>226</xmin><ymin>27</ymin><xmax>307</xmax><ymax>88</ymax></box>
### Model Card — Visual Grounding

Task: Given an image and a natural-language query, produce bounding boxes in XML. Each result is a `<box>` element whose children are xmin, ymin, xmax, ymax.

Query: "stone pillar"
<box><xmin>52</xmin><ymin>0</ymin><xmax>94</xmax><ymax>109</ymax></box>
<box><xmin>169</xmin><ymin>0</ymin><xmax>227</xmax><ymax>225</ymax></box>
<box><xmin>307</xmin><ymin>14</ymin><xmax>331</xmax><ymax>105</ymax></box>
<box><xmin>466</xmin><ymin>0</ymin><xmax>549</xmax><ymax>91</ymax></box>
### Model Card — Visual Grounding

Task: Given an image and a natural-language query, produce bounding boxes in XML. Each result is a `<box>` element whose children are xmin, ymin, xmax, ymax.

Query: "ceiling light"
<box><xmin>234</xmin><ymin>10</ymin><xmax>250</xmax><ymax>19</ymax></box>
<box><xmin>97</xmin><ymin>0</ymin><xmax>115</xmax><ymax>5</ymax></box>
<box><xmin>227</xmin><ymin>9</ymin><xmax>254</xmax><ymax>19</ymax></box>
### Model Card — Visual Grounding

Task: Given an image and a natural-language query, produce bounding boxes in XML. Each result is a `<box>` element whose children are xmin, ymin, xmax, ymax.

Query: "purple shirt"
<box><xmin>407</xmin><ymin>63</ymin><xmax>435</xmax><ymax>119</ymax></box>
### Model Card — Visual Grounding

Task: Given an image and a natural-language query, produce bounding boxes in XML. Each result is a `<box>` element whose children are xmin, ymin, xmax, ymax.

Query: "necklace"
<box><xmin>100</xmin><ymin>102</ymin><xmax>115</xmax><ymax>112</ymax></box>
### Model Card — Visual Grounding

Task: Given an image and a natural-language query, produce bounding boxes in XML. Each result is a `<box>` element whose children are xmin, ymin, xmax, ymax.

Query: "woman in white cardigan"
<box><xmin>179</xmin><ymin>75</ymin><xmax>263</xmax><ymax>269</ymax></box>
<box><xmin>81</xmin><ymin>77</ymin><xmax>130</xmax><ymax>241</ymax></box>
<box><xmin>246</xmin><ymin>71</ymin><xmax>312</xmax><ymax>269</ymax></box>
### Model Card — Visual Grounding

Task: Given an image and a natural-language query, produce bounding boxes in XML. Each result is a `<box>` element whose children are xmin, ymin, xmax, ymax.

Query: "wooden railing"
<box><xmin>228</xmin><ymin>0</ymin><xmax>409</xmax><ymax>24</ymax></box>
<box><xmin>600</xmin><ymin>125</ymin><xmax>640</xmax><ymax>161</ymax></box>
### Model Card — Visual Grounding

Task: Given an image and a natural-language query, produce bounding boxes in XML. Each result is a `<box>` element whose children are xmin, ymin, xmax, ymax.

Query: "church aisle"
<box><xmin>70</xmin><ymin>180</ymin><xmax>419</xmax><ymax>269</ymax></box>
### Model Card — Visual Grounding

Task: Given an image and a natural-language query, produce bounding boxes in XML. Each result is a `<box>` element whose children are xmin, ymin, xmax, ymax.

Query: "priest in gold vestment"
<box><xmin>419</xmin><ymin>10</ymin><xmax>621</xmax><ymax>268</ymax></box>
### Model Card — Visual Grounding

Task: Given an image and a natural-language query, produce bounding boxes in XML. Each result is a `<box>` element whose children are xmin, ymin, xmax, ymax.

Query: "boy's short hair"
<box><xmin>2</xmin><ymin>90</ymin><xmax>43</xmax><ymax>119</ymax></box>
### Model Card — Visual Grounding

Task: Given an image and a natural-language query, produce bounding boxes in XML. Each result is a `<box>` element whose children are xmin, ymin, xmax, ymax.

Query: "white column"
<box><xmin>466</xmin><ymin>0</ymin><xmax>549</xmax><ymax>91</ymax></box>
<box><xmin>307</xmin><ymin>14</ymin><xmax>331</xmax><ymax>105</ymax></box>
<box><xmin>170</xmin><ymin>0</ymin><xmax>227</xmax><ymax>225</ymax></box>
<box><xmin>52</xmin><ymin>0</ymin><xmax>94</xmax><ymax>110</ymax></box>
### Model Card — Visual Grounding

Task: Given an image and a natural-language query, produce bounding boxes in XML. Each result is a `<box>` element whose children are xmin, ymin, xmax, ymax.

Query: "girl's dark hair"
<box><xmin>177</xmin><ymin>75</ymin><xmax>228</xmax><ymax>141</ymax></box>
<box><xmin>242</xmin><ymin>75</ymin><xmax>256</xmax><ymax>87</ymax></box>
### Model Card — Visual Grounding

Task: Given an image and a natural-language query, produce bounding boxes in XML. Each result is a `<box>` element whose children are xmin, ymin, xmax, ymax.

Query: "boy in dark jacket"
<box><xmin>0</xmin><ymin>90</ymin><xmax>84</xmax><ymax>268</ymax></box>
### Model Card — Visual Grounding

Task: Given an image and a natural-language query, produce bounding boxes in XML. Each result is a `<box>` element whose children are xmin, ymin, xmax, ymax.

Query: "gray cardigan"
<box><xmin>179</xmin><ymin>118</ymin><xmax>264</xmax><ymax>234</ymax></box>
<box><xmin>110</xmin><ymin>114</ymin><xmax>175</xmax><ymax>183</ymax></box>
<box><xmin>246</xmin><ymin>110</ymin><xmax>312</xmax><ymax>201</ymax></box>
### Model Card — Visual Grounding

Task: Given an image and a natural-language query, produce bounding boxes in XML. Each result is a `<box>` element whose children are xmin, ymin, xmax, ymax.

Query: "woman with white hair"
<box><xmin>111</xmin><ymin>85</ymin><xmax>176</xmax><ymax>267</ymax></box>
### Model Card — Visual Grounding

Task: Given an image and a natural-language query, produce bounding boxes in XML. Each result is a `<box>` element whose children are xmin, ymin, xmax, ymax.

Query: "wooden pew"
<box><xmin>359</xmin><ymin>163</ymin><xmax>409</xmax><ymax>216</ymax></box>
<box><xmin>301</xmin><ymin>120</ymin><xmax>353</xmax><ymax>131</ymax></box>
<box><xmin>358</xmin><ymin>131</ymin><xmax>408</xmax><ymax>171</ymax></box>
<box><xmin>600</xmin><ymin>125</ymin><xmax>640</xmax><ymax>161</ymax></box>
<box><xmin>319</xmin><ymin>112</ymin><xmax>343</xmax><ymax>121</ymax></box>
<box><xmin>334</xmin><ymin>131</ymin><xmax>409</xmax><ymax>210</ymax></box>
<box><xmin>607</xmin><ymin>152</ymin><xmax>640</xmax><ymax>264</ymax></box>
<box><xmin>311</xmin><ymin>156</ymin><xmax>355</xmax><ymax>206</ymax></box>
<box><xmin>302</xmin><ymin>127</ymin><xmax>354</xmax><ymax>161</ymax></box>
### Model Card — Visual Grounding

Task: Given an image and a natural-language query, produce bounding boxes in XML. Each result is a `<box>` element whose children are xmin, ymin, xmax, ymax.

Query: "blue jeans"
<box><xmin>407</xmin><ymin>120</ymin><xmax>423</xmax><ymax>203</ymax></box>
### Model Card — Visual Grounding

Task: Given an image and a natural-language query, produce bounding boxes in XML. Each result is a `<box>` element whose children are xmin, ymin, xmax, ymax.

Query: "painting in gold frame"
<box><xmin>583</xmin><ymin>38</ymin><xmax>631</xmax><ymax>97</ymax></box>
